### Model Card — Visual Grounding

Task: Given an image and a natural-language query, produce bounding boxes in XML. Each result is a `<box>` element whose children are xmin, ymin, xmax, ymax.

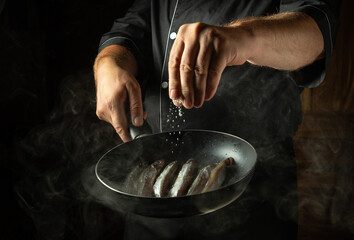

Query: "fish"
<box><xmin>169</xmin><ymin>158</ymin><xmax>196</xmax><ymax>197</ymax></box>
<box><xmin>137</xmin><ymin>160</ymin><xmax>165</xmax><ymax>197</ymax></box>
<box><xmin>202</xmin><ymin>157</ymin><xmax>235</xmax><ymax>193</ymax></box>
<box><xmin>124</xmin><ymin>162</ymin><xmax>148</xmax><ymax>194</ymax></box>
<box><xmin>153</xmin><ymin>161</ymin><xmax>178</xmax><ymax>197</ymax></box>
<box><xmin>187</xmin><ymin>163</ymin><xmax>218</xmax><ymax>195</ymax></box>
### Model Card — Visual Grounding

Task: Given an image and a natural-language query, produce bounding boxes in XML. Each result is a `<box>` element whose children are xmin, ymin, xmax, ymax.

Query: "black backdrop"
<box><xmin>1</xmin><ymin>0</ymin><xmax>134</xmax><ymax>239</ymax></box>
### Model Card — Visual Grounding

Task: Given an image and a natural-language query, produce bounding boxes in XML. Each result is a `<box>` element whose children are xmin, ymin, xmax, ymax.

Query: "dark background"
<box><xmin>1</xmin><ymin>0</ymin><xmax>354</xmax><ymax>239</ymax></box>
<box><xmin>0</xmin><ymin>0</ymin><xmax>133</xmax><ymax>129</ymax></box>
<box><xmin>1</xmin><ymin>0</ymin><xmax>133</xmax><ymax>239</ymax></box>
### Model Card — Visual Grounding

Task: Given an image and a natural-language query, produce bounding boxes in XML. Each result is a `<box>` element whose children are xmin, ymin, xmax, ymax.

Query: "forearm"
<box><xmin>93</xmin><ymin>45</ymin><xmax>138</xmax><ymax>84</ymax></box>
<box><xmin>229</xmin><ymin>12</ymin><xmax>324</xmax><ymax>71</ymax></box>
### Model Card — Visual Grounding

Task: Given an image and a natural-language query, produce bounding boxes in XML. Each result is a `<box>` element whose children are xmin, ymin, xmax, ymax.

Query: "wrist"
<box><xmin>94</xmin><ymin>45</ymin><xmax>138</xmax><ymax>77</ymax></box>
<box><xmin>224</xmin><ymin>20</ymin><xmax>259</xmax><ymax>65</ymax></box>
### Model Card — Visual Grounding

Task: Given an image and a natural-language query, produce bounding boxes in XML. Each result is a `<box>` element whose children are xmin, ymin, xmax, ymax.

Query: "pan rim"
<box><xmin>95</xmin><ymin>129</ymin><xmax>257</xmax><ymax>199</ymax></box>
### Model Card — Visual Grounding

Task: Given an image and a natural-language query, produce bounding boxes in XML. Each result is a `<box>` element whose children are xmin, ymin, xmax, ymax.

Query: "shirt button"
<box><xmin>170</xmin><ymin>32</ymin><xmax>177</xmax><ymax>40</ymax></box>
<box><xmin>161</xmin><ymin>81</ymin><xmax>168</xmax><ymax>89</ymax></box>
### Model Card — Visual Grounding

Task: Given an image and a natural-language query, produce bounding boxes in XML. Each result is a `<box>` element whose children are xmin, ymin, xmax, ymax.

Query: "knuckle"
<box><xmin>96</xmin><ymin>106</ymin><xmax>105</xmax><ymax>119</ymax></box>
<box><xmin>213</xmin><ymin>35</ymin><xmax>226</xmax><ymax>51</ymax></box>
<box><xmin>179</xmin><ymin>24</ymin><xmax>188</xmax><ymax>33</ymax></box>
<box><xmin>180</xmin><ymin>63</ymin><xmax>194</xmax><ymax>73</ymax></box>
<box><xmin>114</xmin><ymin>126</ymin><xmax>125</xmax><ymax>135</ymax></box>
<box><xmin>179</xmin><ymin>22</ymin><xmax>207</xmax><ymax>36</ymax></box>
<box><xmin>100</xmin><ymin>98</ymin><xmax>119</xmax><ymax>112</ymax></box>
<box><xmin>168</xmin><ymin>57</ymin><xmax>180</xmax><ymax>69</ymax></box>
<box><xmin>193</xmin><ymin>22</ymin><xmax>206</xmax><ymax>33</ymax></box>
<box><xmin>204</xmin><ymin>28</ymin><xmax>216</xmax><ymax>40</ymax></box>
<box><xmin>126</xmin><ymin>79</ymin><xmax>137</xmax><ymax>87</ymax></box>
<box><xmin>130</xmin><ymin>101</ymin><xmax>142</xmax><ymax>113</ymax></box>
<box><xmin>132</xmin><ymin>78</ymin><xmax>140</xmax><ymax>88</ymax></box>
<box><xmin>194</xmin><ymin>65</ymin><xmax>208</xmax><ymax>77</ymax></box>
<box><xmin>126</xmin><ymin>80</ymin><xmax>139</xmax><ymax>91</ymax></box>
<box><xmin>96</xmin><ymin>111</ymin><xmax>103</xmax><ymax>120</ymax></box>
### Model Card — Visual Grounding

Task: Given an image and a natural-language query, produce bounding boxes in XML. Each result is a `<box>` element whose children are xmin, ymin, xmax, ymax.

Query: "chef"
<box><xmin>93</xmin><ymin>0</ymin><xmax>340</xmax><ymax>239</ymax></box>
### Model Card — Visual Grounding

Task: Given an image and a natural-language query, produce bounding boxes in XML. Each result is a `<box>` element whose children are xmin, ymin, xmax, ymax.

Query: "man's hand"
<box><xmin>94</xmin><ymin>45</ymin><xmax>144</xmax><ymax>142</ymax></box>
<box><xmin>168</xmin><ymin>22</ymin><xmax>252</xmax><ymax>109</ymax></box>
<box><xmin>168</xmin><ymin>13</ymin><xmax>324</xmax><ymax>109</ymax></box>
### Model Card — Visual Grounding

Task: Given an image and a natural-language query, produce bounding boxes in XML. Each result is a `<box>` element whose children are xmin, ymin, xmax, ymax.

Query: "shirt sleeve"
<box><xmin>280</xmin><ymin>0</ymin><xmax>341</xmax><ymax>88</ymax></box>
<box><xmin>98</xmin><ymin>0</ymin><xmax>151</xmax><ymax>80</ymax></box>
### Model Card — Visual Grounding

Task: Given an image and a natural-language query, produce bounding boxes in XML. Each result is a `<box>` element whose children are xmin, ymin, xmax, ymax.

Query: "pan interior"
<box><xmin>96</xmin><ymin>130</ymin><xmax>257</xmax><ymax>196</ymax></box>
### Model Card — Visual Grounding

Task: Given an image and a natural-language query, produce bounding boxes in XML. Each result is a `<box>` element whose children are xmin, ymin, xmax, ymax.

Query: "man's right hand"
<box><xmin>94</xmin><ymin>45</ymin><xmax>143</xmax><ymax>142</ymax></box>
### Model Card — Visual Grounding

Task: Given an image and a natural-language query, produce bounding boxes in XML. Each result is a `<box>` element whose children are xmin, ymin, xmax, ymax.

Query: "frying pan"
<box><xmin>95</xmin><ymin>129</ymin><xmax>257</xmax><ymax>218</ymax></box>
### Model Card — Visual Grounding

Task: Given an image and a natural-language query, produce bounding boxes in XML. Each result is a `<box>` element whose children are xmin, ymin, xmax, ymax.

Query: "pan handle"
<box><xmin>129</xmin><ymin>119</ymin><xmax>152</xmax><ymax>139</ymax></box>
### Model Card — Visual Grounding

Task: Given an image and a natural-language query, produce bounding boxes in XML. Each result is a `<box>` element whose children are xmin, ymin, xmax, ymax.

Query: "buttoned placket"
<box><xmin>159</xmin><ymin>0</ymin><xmax>180</xmax><ymax>132</ymax></box>
<box><xmin>160</xmin><ymin>31</ymin><xmax>178</xmax><ymax>89</ymax></box>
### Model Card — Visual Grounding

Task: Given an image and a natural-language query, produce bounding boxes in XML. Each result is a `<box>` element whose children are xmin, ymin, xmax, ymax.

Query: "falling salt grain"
<box><xmin>178</xmin><ymin>106</ymin><xmax>183</xmax><ymax>117</ymax></box>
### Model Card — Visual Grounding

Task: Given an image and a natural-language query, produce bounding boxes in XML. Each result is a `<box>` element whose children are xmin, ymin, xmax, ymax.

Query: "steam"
<box><xmin>295</xmin><ymin>112</ymin><xmax>354</xmax><ymax>235</ymax></box>
<box><xmin>14</xmin><ymin>70</ymin><xmax>125</xmax><ymax>239</ymax></box>
<box><xmin>13</xmin><ymin>67</ymin><xmax>354</xmax><ymax>239</ymax></box>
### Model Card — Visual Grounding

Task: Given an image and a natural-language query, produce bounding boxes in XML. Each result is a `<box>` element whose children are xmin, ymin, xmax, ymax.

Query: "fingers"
<box><xmin>96</xmin><ymin>94</ymin><xmax>132</xmax><ymax>143</ymax></box>
<box><xmin>95</xmin><ymin>64</ymin><xmax>144</xmax><ymax>142</ymax></box>
<box><xmin>111</xmin><ymin>102</ymin><xmax>132</xmax><ymax>142</ymax></box>
<box><xmin>168</xmin><ymin>39</ymin><xmax>184</xmax><ymax>102</ymax></box>
<box><xmin>179</xmin><ymin>41</ymin><xmax>199</xmax><ymax>109</ymax></box>
<box><xmin>194</xmin><ymin>38</ymin><xmax>212</xmax><ymax>107</ymax></box>
<box><xmin>168</xmin><ymin>23</ymin><xmax>227</xmax><ymax>109</ymax></box>
<box><xmin>205</xmin><ymin>49</ymin><xmax>226</xmax><ymax>101</ymax></box>
<box><xmin>126</xmin><ymin>80</ymin><xmax>144</xmax><ymax>127</ymax></box>
<box><xmin>169</xmin><ymin>25</ymin><xmax>199</xmax><ymax>109</ymax></box>
<box><xmin>111</xmin><ymin>80</ymin><xmax>143</xmax><ymax>142</ymax></box>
